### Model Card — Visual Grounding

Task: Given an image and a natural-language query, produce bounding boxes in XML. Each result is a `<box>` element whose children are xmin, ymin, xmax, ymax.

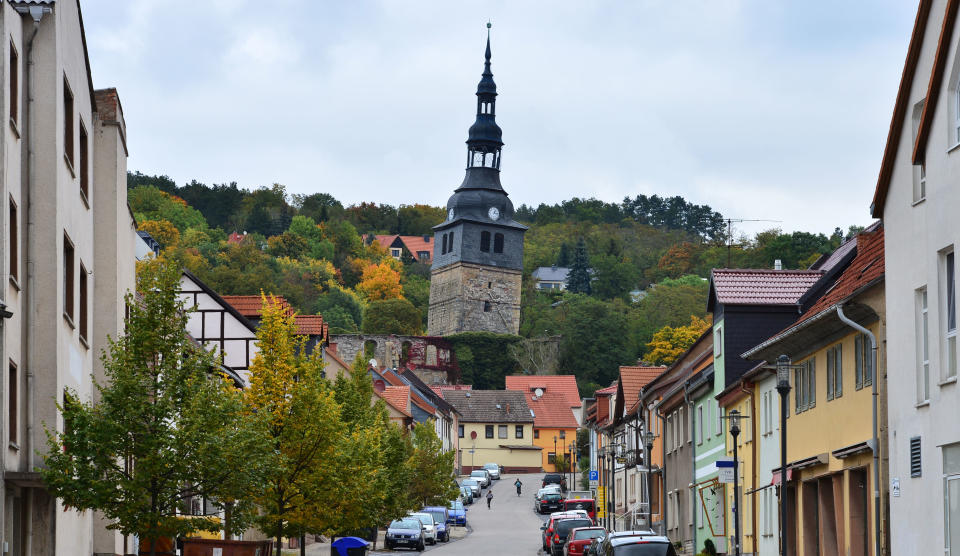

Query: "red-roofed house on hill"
<box><xmin>221</xmin><ymin>294</ymin><xmax>329</xmax><ymax>356</ymax></box>
<box><xmin>369</xmin><ymin>234</ymin><xmax>435</xmax><ymax>263</ymax></box>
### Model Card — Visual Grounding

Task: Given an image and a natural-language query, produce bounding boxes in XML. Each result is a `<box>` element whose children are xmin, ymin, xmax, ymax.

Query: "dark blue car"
<box><xmin>447</xmin><ymin>499</ymin><xmax>467</xmax><ymax>526</ymax></box>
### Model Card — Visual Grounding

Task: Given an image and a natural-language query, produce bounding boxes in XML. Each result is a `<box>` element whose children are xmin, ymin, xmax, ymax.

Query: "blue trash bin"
<box><xmin>331</xmin><ymin>536</ymin><xmax>370</xmax><ymax>556</ymax></box>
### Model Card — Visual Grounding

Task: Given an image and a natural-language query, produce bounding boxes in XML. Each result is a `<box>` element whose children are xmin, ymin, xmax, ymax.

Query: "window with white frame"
<box><xmin>918</xmin><ymin>287</ymin><xmax>931</xmax><ymax>402</ymax></box>
<box><xmin>715</xmin><ymin>327</ymin><xmax>722</xmax><ymax>357</ymax></box>
<box><xmin>826</xmin><ymin>343</ymin><xmax>843</xmax><ymax>401</ymax></box>
<box><xmin>912</xmin><ymin>99</ymin><xmax>927</xmax><ymax>203</ymax></box>
<box><xmin>672</xmin><ymin>411</ymin><xmax>679</xmax><ymax>452</ymax></box>
<box><xmin>697</xmin><ymin>404</ymin><xmax>703</xmax><ymax>445</ymax></box>
<box><xmin>795</xmin><ymin>358</ymin><xmax>816</xmax><ymax>413</ymax></box>
<box><xmin>855</xmin><ymin>333</ymin><xmax>874</xmax><ymax>390</ymax></box>
<box><xmin>944</xmin><ymin>250</ymin><xmax>958</xmax><ymax>380</ymax></box>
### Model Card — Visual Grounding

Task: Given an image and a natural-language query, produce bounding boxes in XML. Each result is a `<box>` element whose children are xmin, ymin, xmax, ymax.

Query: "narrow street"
<box><xmin>423</xmin><ymin>473</ymin><xmax>546</xmax><ymax>556</ymax></box>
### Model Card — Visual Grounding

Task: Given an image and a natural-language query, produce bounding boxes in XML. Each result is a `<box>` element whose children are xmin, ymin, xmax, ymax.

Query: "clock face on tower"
<box><xmin>488</xmin><ymin>207</ymin><xmax>500</xmax><ymax>220</ymax></box>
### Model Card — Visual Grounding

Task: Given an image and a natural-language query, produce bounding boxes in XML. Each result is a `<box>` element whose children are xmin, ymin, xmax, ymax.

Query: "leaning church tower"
<box><xmin>427</xmin><ymin>26</ymin><xmax>526</xmax><ymax>336</ymax></box>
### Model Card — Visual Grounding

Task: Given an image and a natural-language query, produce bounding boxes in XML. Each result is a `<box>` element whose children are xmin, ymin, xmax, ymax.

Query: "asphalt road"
<box><xmin>422</xmin><ymin>473</ymin><xmax>546</xmax><ymax>556</ymax></box>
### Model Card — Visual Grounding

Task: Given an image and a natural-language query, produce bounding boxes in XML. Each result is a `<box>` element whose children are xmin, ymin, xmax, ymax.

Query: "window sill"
<box><xmin>8</xmin><ymin>441</ymin><xmax>19</xmax><ymax>452</ymax></box>
<box><xmin>63</xmin><ymin>154</ymin><xmax>76</xmax><ymax>179</ymax></box>
<box><xmin>915</xmin><ymin>400</ymin><xmax>930</xmax><ymax>409</ymax></box>
<box><xmin>912</xmin><ymin>197</ymin><xmax>926</xmax><ymax>207</ymax></box>
<box><xmin>79</xmin><ymin>334</ymin><xmax>89</xmax><ymax>350</ymax></box>
<box><xmin>948</xmin><ymin>141</ymin><xmax>960</xmax><ymax>154</ymax></box>
<box><xmin>9</xmin><ymin>275</ymin><xmax>20</xmax><ymax>292</ymax></box>
<box><xmin>8</xmin><ymin>117</ymin><xmax>20</xmax><ymax>139</ymax></box>
<box><xmin>79</xmin><ymin>189</ymin><xmax>89</xmax><ymax>210</ymax></box>
<box><xmin>63</xmin><ymin>312</ymin><xmax>75</xmax><ymax>330</ymax></box>
<box><xmin>939</xmin><ymin>376</ymin><xmax>958</xmax><ymax>387</ymax></box>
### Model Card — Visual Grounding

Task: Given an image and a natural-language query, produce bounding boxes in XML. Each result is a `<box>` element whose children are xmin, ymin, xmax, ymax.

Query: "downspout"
<box><xmin>684</xmin><ymin>388</ymin><xmax>695</xmax><ymax>547</ymax></box>
<box><xmin>836</xmin><ymin>305</ymin><xmax>881</xmax><ymax>556</ymax></box>
<box><xmin>739</xmin><ymin>381</ymin><xmax>758</xmax><ymax>555</ymax></box>
<box><xmin>18</xmin><ymin>7</ymin><xmax>50</xmax><ymax>556</ymax></box>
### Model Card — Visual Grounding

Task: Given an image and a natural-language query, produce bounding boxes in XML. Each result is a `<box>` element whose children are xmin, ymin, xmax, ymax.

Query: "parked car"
<box><xmin>422</xmin><ymin>506</ymin><xmax>450</xmax><ymax>542</ymax></box>
<box><xmin>385</xmin><ymin>518</ymin><xmax>425</xmax><ymax>551</ymax></box>
<box><xmin>536</xmin><ymin>491</ymin><xmax>564</xmax><ymax>514</ymax></box>
<box><xmin>549</xmin><ymin>517</ymin><xmax>593</xmax><ymax>556</ymax></box>
<box><xmin>447</xmin><ymin>499</ymin><xmax>467</xmax><ymax>526</ymax></box>
<box><xmin>460</xmin><ymin>485</ymin><xmax>475</xmax><ymax>504</ymax></box>
<box><xmin>482</xmin><ymin>462</ymin><xmax>501</xmax><ymax>480</ymax></box>
<box><xmin>409</xmin><ymin>512</ymin><xmax>438</xmax><ymax>545</ymax></box>
<box><xmin>462</xmin><ymin>478</ymin><xmax>481</xmax><ymax>497</ymax></box>
<box><xmin>537</xmin><ymin>485</ymin><xmax>562</xmax><ymax>498</ymax></box>
<box><xmin>563</xmin><ymin>498</ymin><xmax>597</xmax><ymax>524</ymax></box>
<box><xmin>543</xmin><ymin>473</ymin><xmax>568</xmax><ymax>490</ymax></box>
<box><xmin>564</xmin><ymin>526</ymin><xmax>605</xmax><ymax>556</ymax></box>
<box><xmin>470</xmin><ymin>469</ymin><xmax>491</xmax><ymax>487</ymax></box>
<box><xmin>550</xmin><ymin>509</ymin><xmax>591</xmax><ymax>522</ymax></box>
<box><xmin>541</xmin><ymin>513</ymin><xmax>587</xmax><ymax>552</ymax></box>
<box><xmin>589</xmin><ymin>534</ymin><xmax>676</xmax><ymax>555</ymax></box>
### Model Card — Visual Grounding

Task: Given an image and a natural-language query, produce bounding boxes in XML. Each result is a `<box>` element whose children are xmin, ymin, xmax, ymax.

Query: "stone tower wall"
<box><xmin>427</xmin><ymin>261</ymin><xmax>521</xmax><ymax>336</ymax></box>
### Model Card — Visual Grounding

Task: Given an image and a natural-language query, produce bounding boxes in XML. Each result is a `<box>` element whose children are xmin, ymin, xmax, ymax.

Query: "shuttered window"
<box><xmin>910</xmin><ymin>436</ymin><xmax>922</xmax><ymax>478</ymax></box>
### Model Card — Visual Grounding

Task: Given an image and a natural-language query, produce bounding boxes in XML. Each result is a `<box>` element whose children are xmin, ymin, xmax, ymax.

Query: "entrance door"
<box><xmin>948</xmin><ymin>475</ymin><xmax>960</xmax><ymax>556</ymax></box>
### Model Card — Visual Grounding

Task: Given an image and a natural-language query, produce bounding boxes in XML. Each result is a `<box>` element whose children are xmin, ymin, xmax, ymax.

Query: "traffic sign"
<box><xmin>716</xmin><ymin>458</ymin><xmax>734</xmax><ymax>484</ymax></box>
<box><xmin>595</xmin><ymin>487</ymin><xmax>607</xmax><ymax>518</ymax></box>
<box><xmin>589</xmin><ymin>470</ymin><xmax>599</xmax><ymax>481</ymax></box>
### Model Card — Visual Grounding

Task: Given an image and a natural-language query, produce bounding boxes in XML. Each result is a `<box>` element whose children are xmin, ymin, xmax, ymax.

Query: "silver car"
<box><xmin>462</xmin><ymin>478</ymin><xmax>481</xmax><ymax>497</ymax></box>
<box><xmin>469</xmin><ymin>469</ymin><xmax>491</xmax><ymax>487</ymax></box>
<box><xmin>409</xmin><ymin>512</ymin><xmax>438</xmax><ymax>545</ymax></box>
<box><xmin>482</xmin><ymin>462</ymin><xmax>501</xmax><ymax>480</ymax></box>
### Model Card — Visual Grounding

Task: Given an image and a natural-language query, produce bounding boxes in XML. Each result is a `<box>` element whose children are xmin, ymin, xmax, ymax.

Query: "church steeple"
<box><xmin>465</xmin><ymin>22</ymin><xmax>503</xmax><ymax>178</ymax></box>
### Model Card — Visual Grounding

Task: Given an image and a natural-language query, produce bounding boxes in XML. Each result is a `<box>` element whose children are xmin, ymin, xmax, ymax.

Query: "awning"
<box><xmin>832</xmin><ymin>440</ymin><xmax>873</xmax><ymax>459</ymax></box>
<box><xmin>4</xmin><ymin>472</ymin><xmax>44</xmax><ymax>488</ymax></box>
<box><xmin>498</xmin><ymin>444</ymin><xmax>542</xmax><ymax>451</ymax></box>
<box><xmin>770</xmin><ymin>469</ymin><xmax>793</xmax><ymax>485</ymax></box>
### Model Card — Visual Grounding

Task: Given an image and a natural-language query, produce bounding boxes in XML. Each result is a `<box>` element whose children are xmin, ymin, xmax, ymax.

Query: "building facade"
<box><xmin>427</xmin><ymin>30</ymin><xmax>526</xmax><ymax>336</ymax></box>
<box><xmin>869</xmin><ymin>1</ymin><xmax>960</xmax><ymax>554</ymax></box>
<box><xmin>443</xmin><ymin>390</ymin><xmax>539</xmax><ymax>473</ymax></box>
<box><xmin>0</xmin><ymin>2</ymin><xmax>136</xmax><ymax>555</ymax></box>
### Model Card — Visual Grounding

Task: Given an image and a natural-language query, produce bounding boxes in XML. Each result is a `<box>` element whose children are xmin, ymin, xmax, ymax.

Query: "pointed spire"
<box><xmin>485</xmin><ymin>21</ymin><xmax>492</xmax><ymax>62</ymax></box>
<box><xmin>477</xmin><ymin>22</ymin><xmax>497</xmax><ymax>96</ymax></box>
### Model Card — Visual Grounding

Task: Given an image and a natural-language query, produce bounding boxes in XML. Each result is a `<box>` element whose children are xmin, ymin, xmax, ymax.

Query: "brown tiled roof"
<box><xmin>411</xmin><ymin>393</ymin><xmax>436</xmax><ymax>415</ymax></box>
<box><xmin>430</xmin><ymin>384</ymin><xmax>473</xmax><ymax>396</ymax></box>
<box><xmin>505</xmin><ymin>375</ymin><xmax>581</xmax><ymax>408</ymax></box>
<box><xmin>620</xmin><ymin>366</ymin><xmax>667</xmax><ymax>414</ymax></box>
<box><xmin>795</xmin><ymin>227</ymin><xmax>884</xmax><ymax>326</ymax></box>
<box><xmin>710</xmin><ymin>269</ymin><xmax>823</xmax><ymax>306</ymax></box>
<box><xmin>294</xmin><ymin>315</ymin><xmax>326</xmax><ymax>335</ymax></box>
<box><xmin>371</xmin><ymin>235</ymin><xmax>434</xmax><ymax>261</ymax></box>
<box><xmin>526</xmin><ymin>391</ymin><xmax>579</xmax><ymax>429</ymax></box>
<box><xmin>379</xmin><ymin>386</ymin><xmax>412</xmax><ymax>418</ymax></box>
<box><xmin>442</xmin><ymin>390</ymin><xmax>534</xmax><ymax>423</ymax></box>
<box><xmin>222</xmin><ymin>295</ymin><xmax>326</xmax><ymax>338</ymax></box>
<box><xmin>595</xmin><ymin>385</ymin><xmax>617</xmax><ymax>395</ymax></box>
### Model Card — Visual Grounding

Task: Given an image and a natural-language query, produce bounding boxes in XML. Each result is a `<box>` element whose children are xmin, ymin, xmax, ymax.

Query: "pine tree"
<box><xmin>556</xmin><ymin>242</ymin><xmax>571</xmax><ymax>267</ymax></box>
<box><xmin>566</xmin><ymin>237</ymin><xmax>592</xmax><ymax>294</ymax></box>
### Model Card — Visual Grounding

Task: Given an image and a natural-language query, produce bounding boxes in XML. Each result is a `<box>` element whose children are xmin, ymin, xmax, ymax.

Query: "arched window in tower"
<box><xmin>448</xmin><ymin>231</ymin><xmax>455</xmax><ymax>252</ymax></box>
<box><xmin>442</xmin><ymin>233</ymin><xmax>448</xmax><ymax>255</ymax></box>
<box><xmin>494</xmin><ymin>233</ymin><xmax>504</xmax><ymax>253</ymax></box>
<box><xmin>480</xmin><ymin>231</ymin><xmax>491</xmax><ymax>252</ymax></box>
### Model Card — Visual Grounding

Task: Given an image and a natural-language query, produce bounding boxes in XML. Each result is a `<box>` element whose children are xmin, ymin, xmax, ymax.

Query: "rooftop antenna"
<box><xmin>724</xmin><ymin>218</ymin><xmax>781</xmax><ymax>267</ymax></box>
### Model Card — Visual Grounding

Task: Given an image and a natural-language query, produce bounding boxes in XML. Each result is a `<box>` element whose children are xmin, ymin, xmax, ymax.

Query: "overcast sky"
<box><xmin>81</xmin><ymin>1</ymin><xmax>916</xmax><ymax>236</ymax></box>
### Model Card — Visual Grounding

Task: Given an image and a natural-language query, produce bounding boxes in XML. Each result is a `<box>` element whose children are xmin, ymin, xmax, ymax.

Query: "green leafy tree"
<box><xmin>446</xmin><ymin>332</ymin><xmax>522</xmax><ymax>388</ymax></box>
<box><xmin>629</xmin><ymin>275</ymin><xmax>709</xmax><ymax>350</ymax></box>
<box><xmin>407</xmin><ymin>422</ymin><xmax>459</xmax><ymax>506</ymax></box>
<box><xmin>362</xmin><ymin>298</ymin><xmax>422</xmax><ymax>335</ymax></box>
<box><xmin>402</xmin><ymin>274</ymin><xmax>431</xmax><ymax>329</ymax></box>
<box><xmin>40</xmin><ymin>259</ymin><xmax>270</xmax><ymax>556</ymax></box>
<box><xmin>129</xmin><ymin>185</ymin><xmax>209</xmax><ymax>232</ymax></box>
<box><xmin>566</xmin><ymin>237</ymin><xmax>592</xmax><ymax>294</ymax></box>
<box><xmin>643</xmin><ymin>315</ymin><xmax>712</xmax><ymax>365</ymax></box>
<box><xmin>553</xmin><ymin>295</ymin><xmax>633</xmax><ymax>390</ymax></box>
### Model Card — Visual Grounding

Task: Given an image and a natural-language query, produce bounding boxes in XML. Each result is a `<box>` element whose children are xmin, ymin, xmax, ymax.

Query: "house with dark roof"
<box><xmin>741</xmin><ymin>226</ymin><xmax>887</xmax><ymax>556</ymax></box>
<box><xmin>442</xmin><ymin>390</ymin><xmax>540</xmax><ymax>473</ymax></box>
<box><xmin>532</xmin><ymin>266</ymin><xmax>571</xmax><ymax>290</ymax></box>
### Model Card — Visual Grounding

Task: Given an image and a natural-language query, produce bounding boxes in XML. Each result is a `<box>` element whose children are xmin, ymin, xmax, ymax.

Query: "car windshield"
<box><xmin>390</xmin><ymin>519</ymin><xmax>421</xmax><ymax>530</ymax></box>
<box><xmin>411</xmin><ymin>514</ymin><xmax>433</xmax><ymax>526</ymax></box>
<box><xmin>566</xmin><ymin>500</ymin><xmax>595</xmax><ymax>512</ymax></box>
<box><xmin>544</xmin><ymin>493</ymin><xmax>562</xmax><ymax>501</ymax></box>
<box><xmin>484</xmin><ymin>463</ymin><xmax>498</xmax><ymax>470</ymax></box>
<box><xmin>573</xmin><ymin>529</ymin><xmax>605</xmax><ymax>540</ymax></box>
<box><xmin>470</xmin><ymin>471</ymin><xmax>485</xmax><ymax>477</ymax></box>
<box><xmin>463</xmin><ymin>479</ymin><xmax>478</xmax><ymax>486</ymax></box>
<box><xmin>450</xmin><ymin>500</ymin><xmax>464</xmax><ymax>510</ymax></box>
<box><xmin>555</xmin><ymin>519</ymin><xmax>592</xmax><ymax>537</ymax></box>
<box><xmin>613</xmin><ymin>542</ymin><xmax>677</xmax><ymax>556</ymax></box>
<box><xmin>427</xmin><ymin>511</ymin><xmax>445</xmax><ymax>523</ymax></box>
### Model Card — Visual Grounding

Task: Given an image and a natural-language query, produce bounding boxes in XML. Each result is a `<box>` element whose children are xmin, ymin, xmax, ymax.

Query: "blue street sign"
<box><xmin>715</xmin><ymin>459</ymin><xmax>735</xmax><ymax>468</ymax></box>
<box><xmin>589</xmin><ymin>470</ymin><xmax>599</xmax><ymax>481</ymax></box>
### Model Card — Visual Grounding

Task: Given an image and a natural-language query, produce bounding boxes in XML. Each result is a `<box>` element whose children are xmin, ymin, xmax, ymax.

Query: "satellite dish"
<box><xmin>534</xmin><ymin>388</ymin><xmax>544</xmax><ymax>398</ymax></box>
<box><xmin>369</xmin><ymin>358</ymin><xmax>378</xmax><ymax>368</ymax></box>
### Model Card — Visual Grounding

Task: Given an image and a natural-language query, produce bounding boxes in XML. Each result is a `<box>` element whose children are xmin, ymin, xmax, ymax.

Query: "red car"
<box><xmin>563</xmin><ymin>498</ymin><xmax>597</xmax><ymax>524</ymax></box>
<box><xmin>564</xmin><ymin>526</ymin><xmax>605</xmax><ymax>555</ymax></box>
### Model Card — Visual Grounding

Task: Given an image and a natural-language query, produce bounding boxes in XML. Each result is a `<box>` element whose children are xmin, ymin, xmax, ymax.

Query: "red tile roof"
<box><xmin>505</xmin><ymin>375</ymin><xmax>581</xmax><ymax>408</ymax></box>
<box><xmin>526</xmin><ymin>391</ymin><xmax>579</xmax><ymax>429</ymax></box>
<box><xmin>620</xmin><ymin>366</ymin><xmax>666</xmax><ymax>413</ymax></box>
<box><xmin>795</xmin><ymin>227</ymin><xmax>885</xmax><ymax>326</ymax></box>
<box><xmin>595</xmin><ymin>385</ymin><xmax>617</xmax><ymax>395</ymax></box>
<box><xmin>371</xmin><ymin>235</ymin><xmax>434</xmax><ymax>262</ymax></box>
<box><xmin>378</xmin><ymin>386</ymin><xmax>412</xmax><ymax>418</ymax></box>
<box><xmin>710</xmin><ymin>269</ymin><xmax>823</xmax><ymax>306</ymax></box>
<box><xmin>222</xmin><ymin>295</ymin><xmax>327</xmax><ymax>339</ymax></box>
<box><xmin>411</xmin><ymin>393</ymin><xmax>436</xmax><ymax>415</ymax></box>
<box><xmin>430</xmin><ymin>384</ymin><xmax>473</xmax><ymax>396</ymax></box>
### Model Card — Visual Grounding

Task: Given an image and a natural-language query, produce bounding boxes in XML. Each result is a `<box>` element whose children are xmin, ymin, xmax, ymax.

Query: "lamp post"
<box><xmin>728</xmin><ymin>409</ymin><xmax>742</xmax><ymax>556</ymax></box>
<box><xmin>776</xmin><ymin>355</ymin><xmax>792</xmax><ymax>556</ymax></box>
<box><xmin>644</xmin><ymin>430</ymin><xmax>656</xmax><ymax>529</ymax></box>
<box><xmin>599</xmin><ymin>447</ymin><xmax>608</xmax><ymax>529</ymax></box>
<box><xmin>554</xmin><ymin>435</ymin><xmax>558</xmax><ymax>473</ymax></box>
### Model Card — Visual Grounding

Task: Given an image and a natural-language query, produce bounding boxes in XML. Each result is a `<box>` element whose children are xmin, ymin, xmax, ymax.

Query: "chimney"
<box><xmin>423</xmin><ymin>235</ymin><xmax>431</xmax><ymax>242</ymax></box>
<box><xmin>506</xmin><ymin>402</ymin><xmax>510</xmax><ymax>413</ymax></box>
<box><xmin>774</xmin><ymin>259</ymin><xmax>783</xmax><ymax>270</ymax></box>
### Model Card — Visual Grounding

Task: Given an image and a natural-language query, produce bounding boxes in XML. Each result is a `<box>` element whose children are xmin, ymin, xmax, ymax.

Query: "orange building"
<box><xmin>506</xmin><ymin>375</ymin><xmax>582</xmax><ymax>472</ymax></box>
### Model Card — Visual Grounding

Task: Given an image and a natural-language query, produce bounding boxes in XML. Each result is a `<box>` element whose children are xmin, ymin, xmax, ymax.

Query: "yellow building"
<box><xmin>744</xmin><ymin>227</ymin><xmax>887</xmax><ymax>556</ymax></box>
<box><xmin>506</xmin><ymin>375</ymin><xmax>583</xmax><ymax>473</ymax></box>
<box><xmin>443</xmin><ymin>390</ymin><xmax>541</xmax><ymax>472</ymax></box>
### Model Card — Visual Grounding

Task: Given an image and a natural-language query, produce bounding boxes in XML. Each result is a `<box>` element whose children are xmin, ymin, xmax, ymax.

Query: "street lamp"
<box><xmin>728</xmin><ymin>409</ymin><xmax>742</xmax><ymax>556</ymax></box>
<box><xmin>554</xmin><ymin>435</ymin><xmax>558</xmax><ymax>473</ymax></box>
<box><xmin>776</xmin><ymin>354</ymin><xmax>792</xmax><ymax>556</ymax></box>
<box><xmin>599</xmin><ymin>446</ymin><xmax>609</xmax><ymax>529</ymax></box>
<box><xmin>644</xmin><ymin>430</ymin><xmax>656</xmax><ymax>529</ymax></box>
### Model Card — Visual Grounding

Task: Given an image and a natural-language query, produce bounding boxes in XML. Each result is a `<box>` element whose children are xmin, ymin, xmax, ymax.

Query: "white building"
<box><xmin>871</xmin><ymin>1</ymin><xmax>960</xmax><ymax>554</ymax></box>
<box><xmin>0</xmin><ymin>2</ymin><xmax>136</xmax><ymax>554</ymax></box>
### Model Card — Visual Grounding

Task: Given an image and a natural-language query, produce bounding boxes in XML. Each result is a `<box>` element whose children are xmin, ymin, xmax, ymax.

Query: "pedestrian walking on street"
<box><xmin>514</xmin><ymin>478</ymin><xmax>523</xmax><ymax>496</ymax></box>
<box><xmin>486</xmin><ymin>489</ymin><xmax>493</xmax><ymax>509</ymax></box>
